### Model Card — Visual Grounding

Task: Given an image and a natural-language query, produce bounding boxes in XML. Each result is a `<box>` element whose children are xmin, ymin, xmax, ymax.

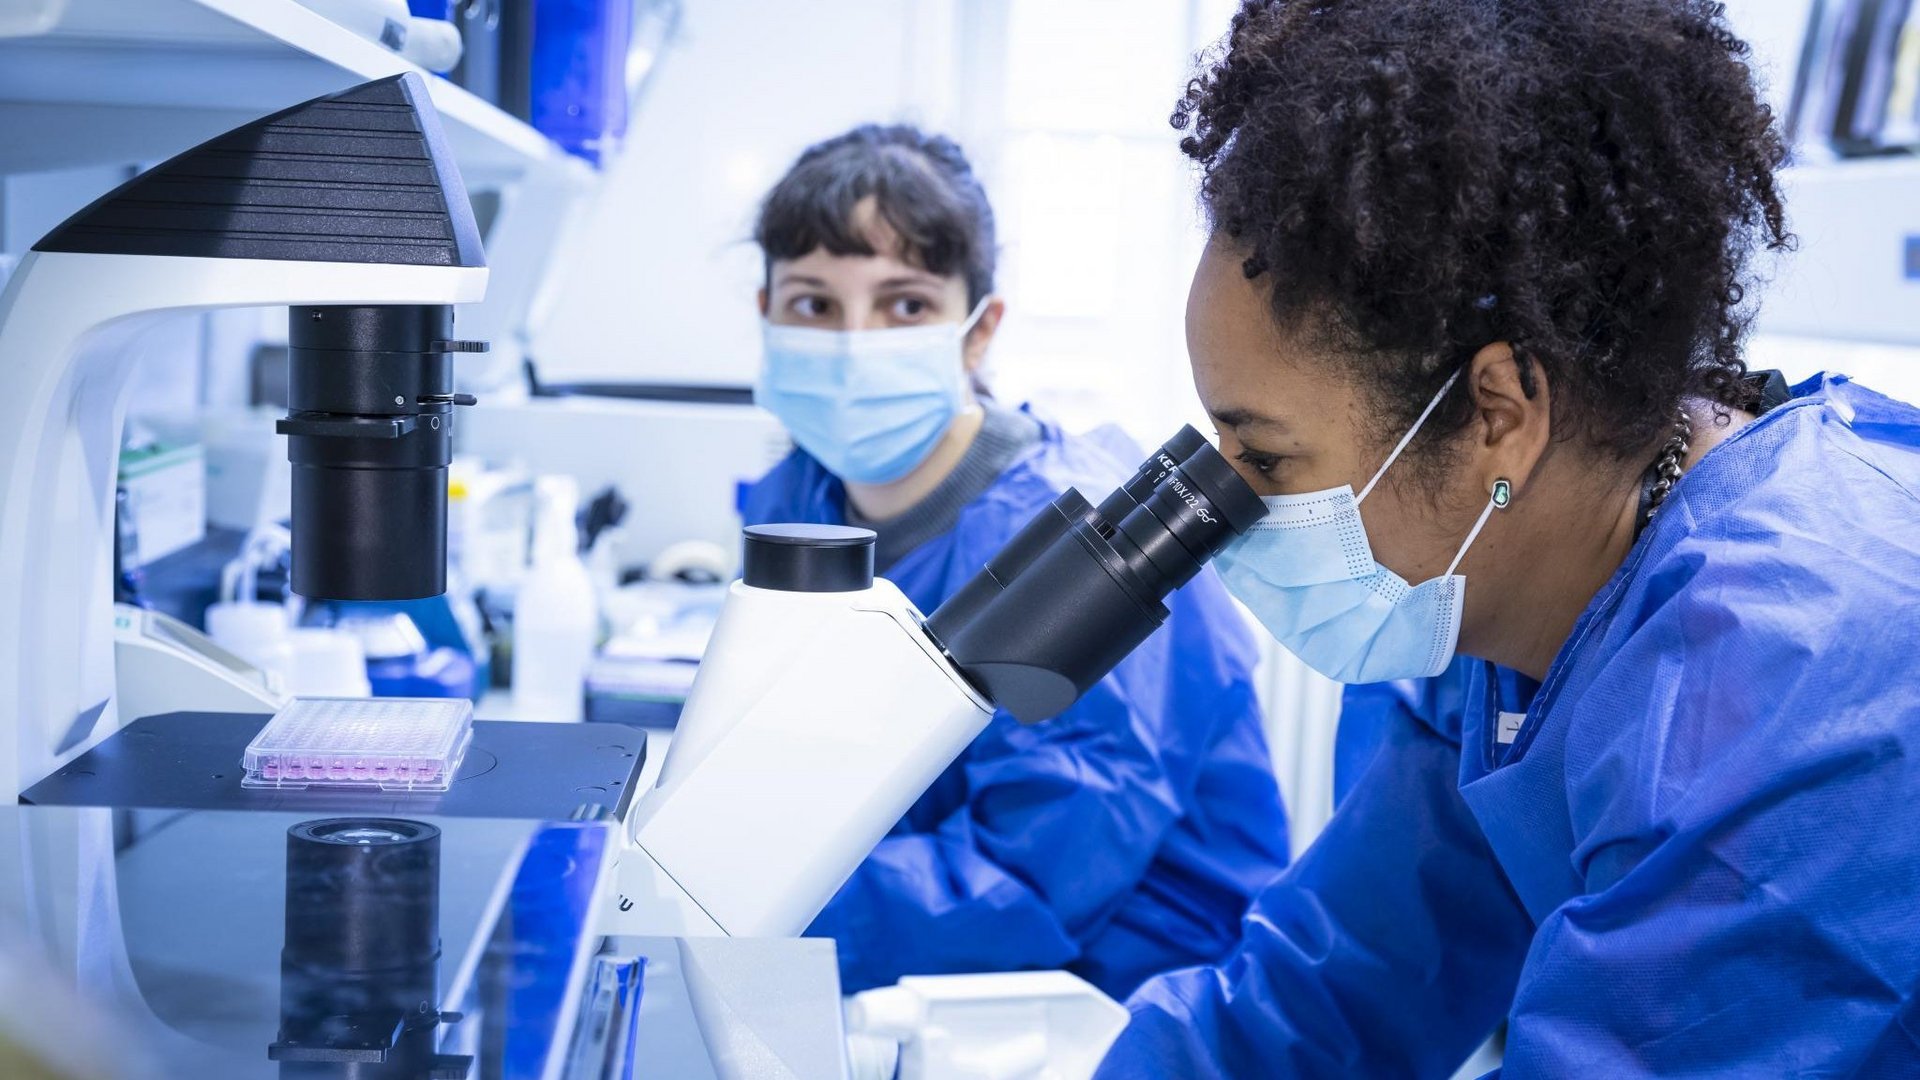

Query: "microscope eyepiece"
<box><xmin>925</xmin><ymin>429</ymin><xmax>1267</xmax><ymax>722</ymax></box>
<box><xmin>1093</xmin><ymin>424</ymin><xmax>1211</xmax><ymax>525</ymax></box>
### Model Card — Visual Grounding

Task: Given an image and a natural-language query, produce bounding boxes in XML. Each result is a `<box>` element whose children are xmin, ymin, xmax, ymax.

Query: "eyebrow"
<box><xmin>876</xmin><ymin>274</ymin><xmax>943</xmax><ymax>290</ymax></box>
<box><xmin>772</xmin><ymin>273</ymin><xmax>830</xmax><ymax>288</ymax></box>
<box><xmin>1211</xmin><ymin>408</ymin><xmax>1290</xmax><ymax>433</ymax></box>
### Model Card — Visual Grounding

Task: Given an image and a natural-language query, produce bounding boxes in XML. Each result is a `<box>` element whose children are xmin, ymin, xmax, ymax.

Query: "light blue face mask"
<box><xmin>755</xmin><ymin>299</ymin><xmax>989</xmax><ymax>485</ymax></box>
<box><xmin>1214</xmin><ymin>370</ymin><xmax>1508</xmax><ymax>683</ymax></box>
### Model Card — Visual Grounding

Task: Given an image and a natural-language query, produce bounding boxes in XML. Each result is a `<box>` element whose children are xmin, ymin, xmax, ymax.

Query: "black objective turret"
<box><xmin>278</xmin><ymin>305</ymin><xmax>483</xmax><ymax>600</ymax></box>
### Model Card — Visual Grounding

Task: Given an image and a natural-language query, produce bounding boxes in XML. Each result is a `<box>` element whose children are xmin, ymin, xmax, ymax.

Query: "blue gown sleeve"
<box><xmin>1333</xmin><ymin>661</ymin><xmax>1474</xmax><ymax>806</ymax></box>
<box><xmin>1097</xmin><ymin>670</ymin><xmax>1533</xmax><ymax>1079</ymax></box>
<box><xmin>807</xmin><ymin>675</ymin><xmax>1188</xmax><ymax>994</ymax></box>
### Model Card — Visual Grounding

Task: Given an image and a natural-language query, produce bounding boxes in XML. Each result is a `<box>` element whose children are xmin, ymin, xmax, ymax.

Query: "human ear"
<box><xmin>1465</xmin><ymin>342</ymin><xmax>1552</xmax><ymax>500</ymax></box>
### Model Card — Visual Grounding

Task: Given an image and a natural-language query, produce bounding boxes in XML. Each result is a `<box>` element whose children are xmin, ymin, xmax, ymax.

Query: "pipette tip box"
<box><xmin>242</xmin><ymin>697</ymin><xmax>474</xmax><ymax>792</ymax></box>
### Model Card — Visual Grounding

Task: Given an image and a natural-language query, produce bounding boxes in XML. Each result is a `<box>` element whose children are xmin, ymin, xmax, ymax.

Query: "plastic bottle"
<box><xmin>511</xmin><ymin>476</ymin><xmax>598</xmax><ymax>721</ymax></box>
<box><xmin>844</xmin><ymin>971</ymin><xmax>1129</xmax><ymax>1080</ymax></box>
<box><xmin>284</xmin><ymin>628</ymin><xmax>373</xmax><ymax>697</ymax></box>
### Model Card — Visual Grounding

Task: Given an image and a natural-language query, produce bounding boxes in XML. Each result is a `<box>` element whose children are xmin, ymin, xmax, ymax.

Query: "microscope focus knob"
<box><xmin>432</xmin><ymin>339</ymin><xmax>491</xmax><ymax>353</ymax></box>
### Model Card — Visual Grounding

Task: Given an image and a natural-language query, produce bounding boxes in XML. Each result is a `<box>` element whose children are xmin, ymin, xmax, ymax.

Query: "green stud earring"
<box><xmin>1492</xmin><ymin>479</ymin><xmax>1512</xmax><ymax>509</ymax></box>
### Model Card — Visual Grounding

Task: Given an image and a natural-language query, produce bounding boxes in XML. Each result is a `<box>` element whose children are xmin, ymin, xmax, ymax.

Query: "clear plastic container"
<box><xmin>242</xmin><ymin>696</ymin><xmax>474</xmax><ymax>792</ymax></box>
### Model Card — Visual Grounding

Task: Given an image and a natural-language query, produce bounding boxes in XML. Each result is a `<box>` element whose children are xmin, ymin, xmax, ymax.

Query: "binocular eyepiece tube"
<box><xmin>926</xmin><ymin>426</ymin><xmax>1268</xmax><ymax>723</ymax></box>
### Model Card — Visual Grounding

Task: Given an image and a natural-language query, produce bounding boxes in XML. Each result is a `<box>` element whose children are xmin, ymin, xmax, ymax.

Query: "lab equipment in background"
<box><xmin>530</xmin><ymin>0</ymin><xmax>633</xmax><ymax>165</ymax></box>
<box><xmin>285</xmin><ymin>628</ymin><xmax>376</xmax><ymax>697</ymax></box>
<box><xmin>113</xmin><ymin>603</ymin><xmax>284</xmax><ymax>724</ymax></box>
<box><xmin>612</xmin><ymin>429</ymin><xmax>1267</xmax><ymax>939</ymax></box>
<box><xmin>646</xmin><ymin>538</ymin><xmax>734</xmax><ymax>584</ymax></box>
<box><xmin>845</xmin><ymin>971</ymin><xmax>1129</xmax><ymax>1080</ymax></box>
<box><xmin>204</xmin><ymin>524</ymin><xmax>298</xmax><ymax>670</ymax></box>
<box><xmin>449</xmin><ymin>456</ymin><xmax>535</xmax><ymax>590</ymax></box>
<box><xmin>511</xmin><ymin>475</ymin><xmax>599</xmax><ymax>721</ymax></box>
<box><xmin>585</xmin><ymin>580</ymin><xmax>725</xmax><ymax>727</ymax></box>
<box><xmin>443</xmin><ymin>0</ymin><xmax>510</xmax><ymax>103</ymax></box>
<box><xmin>114</xmin><ymin>487</ymin><xmax>144</xmax><ymax>605</ymax></box>
<box><xmin>455</xmin><ymin>394</ymin><xmax>790</xmax><ymax>578</ymax></box>
<box><xmin>1789</xmin><ymin>0</ymin><xmax>1920</xmax><ymax>156</ymax></box>
<box><xmin>116</xmin><ymin>433</ymin><xmax>205</xmax><ymax>569</ymax></box>
<box><xmin>244</xmin><ymin>697</ymin><xmax>474</xmax><ymax>791</ymax></box>
<box><xmin>294</xmin><ymin>0</ymin><xmax>466</xmax><ymax>71</ymax></box>
<box><xmin>333</xmin><ymin>606</ymin><xmax>480</xmax><ymax>698</ymax></box>
<box><xmin>205</xmin><ymin>598</ymin><xmax>294</xmax><ymax>673</ymax></box>
<box><xmin>197</xmin><ymin>408</ymin><xmax>295</xmax><ymax>532</ymax></box>
<box><xmin>578</xmin><ymin>482</ymin><xmax>632</xmax><ymax>593</ymax></box>
<box><xmin>318</xmin><ymin>594</ymin><xmax>492</xmax><ymax>699</ymax></box>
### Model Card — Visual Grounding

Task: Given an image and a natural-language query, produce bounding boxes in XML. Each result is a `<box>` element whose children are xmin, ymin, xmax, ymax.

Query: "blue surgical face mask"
<box><xmin>1214</xmin><ymin>370</ymin><xmax>1505</xmax><ymax>683</ymax></box>
<box><xmin>756</xmin><ymin>298</ymin><xmax>989</xmax><ymax>484</ymax></box>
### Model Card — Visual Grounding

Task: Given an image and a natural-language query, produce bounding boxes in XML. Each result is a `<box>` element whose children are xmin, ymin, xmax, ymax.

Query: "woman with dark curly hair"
<box><xmin>1095</xmin><ymin>1</ymin><xmax>1920</xmax><ymax>1076</ymax></box>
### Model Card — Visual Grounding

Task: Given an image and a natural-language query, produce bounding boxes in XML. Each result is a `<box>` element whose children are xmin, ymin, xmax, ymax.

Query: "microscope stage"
<box><xmin>21</xmin><ymin>711</ymin><xmax>647</xmax><ymax>821</ymax></box>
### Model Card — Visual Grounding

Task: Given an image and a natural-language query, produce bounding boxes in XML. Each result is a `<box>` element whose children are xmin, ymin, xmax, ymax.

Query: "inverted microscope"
<box><xmin>0</xmin><ymin>73</ymin><xmax>1269</xmax><ymax>1077</ymax></box>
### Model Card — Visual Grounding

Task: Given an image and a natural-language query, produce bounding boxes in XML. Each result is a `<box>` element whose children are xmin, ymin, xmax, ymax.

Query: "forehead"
<box><xmin>1187</xmin><ymin>239</ymin><xmax>1354</xmax><ymax>435</ymax></box>
<box><xmin>770</xmin><ymin>246</ymin><xmax>945</xmax><ymax>291</ymax></box>
<box><xmin>768</xmin><ymin>197</ymin><xmax>960</xmax><ymax>293</ymax></box>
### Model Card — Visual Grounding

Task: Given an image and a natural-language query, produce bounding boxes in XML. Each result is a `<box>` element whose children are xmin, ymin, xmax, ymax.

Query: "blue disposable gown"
<box><xmin>1100</xmin><ymin>374</ymin><xmax>1920</xmax><ymax>1077</ymax></box>
<box><xmin>741</xmin><ymin>415</ymin><xmax>1291</xmax><ymax>1001</ymax></box>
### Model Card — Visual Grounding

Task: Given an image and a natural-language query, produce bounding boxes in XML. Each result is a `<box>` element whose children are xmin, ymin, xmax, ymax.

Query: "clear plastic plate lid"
<box><xmin>242</xmin><ymin>697</ymin><xmax>474</xmax><ymax>792</ymax></box>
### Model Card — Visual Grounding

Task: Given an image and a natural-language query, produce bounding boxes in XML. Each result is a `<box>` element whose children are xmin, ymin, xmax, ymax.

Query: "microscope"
<box><xmin>0</xmin><ymin>73</ymin><xmax>1271</xmax><ymax>1072</ymax></box>
<box><xmin>0</xmin><ymin>75</ymin><xmax>495</xmax><ymax>1059</ymax></box>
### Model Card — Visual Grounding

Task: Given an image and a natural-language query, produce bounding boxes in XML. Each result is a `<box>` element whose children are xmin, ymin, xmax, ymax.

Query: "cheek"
<box><xmin>1356</xmin><ymin>480</ymin><xmax>1473</xmax><ymax>583</ymax></box>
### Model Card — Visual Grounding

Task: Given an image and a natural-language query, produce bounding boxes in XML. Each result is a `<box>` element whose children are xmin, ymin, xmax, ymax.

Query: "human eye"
<box><xmin>886</xmin><ymin>294</ymin><xmax>935</xmax><ymax>322</ymax></box>
<box><xmin>1234</xmin><ymin>447</ymin><xmax>1286</xmax><ymax>478</ymax></box>
<box><xmin>786</xmin><ymin>295</ymin><xmax>835</xmax><ymax>320</ymax></box>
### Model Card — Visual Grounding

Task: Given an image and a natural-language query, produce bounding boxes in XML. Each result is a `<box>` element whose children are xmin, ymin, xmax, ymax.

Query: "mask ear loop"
<box><xmin>954</xmin><ymin>296</ymin><xmax>996</xmax><ymax>402</ymax></box>
<box><xmin>1358</xmin><ymin>369</ymin><xmax>1463</xmax><ymax>504</ymax></box>
<box><xmin>957</xmin><ymin>296</ymin><xmax>993</xmax><ymax>338</ymax></box>
<box><xmin>1445</xmin><ymin>478</ymin><xmax>1511</xmax><ymax>576</ymax></box>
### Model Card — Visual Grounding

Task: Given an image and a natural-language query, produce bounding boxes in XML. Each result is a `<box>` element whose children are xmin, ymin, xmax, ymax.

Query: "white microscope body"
<box><xmin>612</xmin><ymin>571</ymin><xmax>994</xmax><ymax>937</ymax></box>
<box><xmin>606</xmin><ymin>424</ymin><xmax>1268</xmax><ymax>942</ymax></box>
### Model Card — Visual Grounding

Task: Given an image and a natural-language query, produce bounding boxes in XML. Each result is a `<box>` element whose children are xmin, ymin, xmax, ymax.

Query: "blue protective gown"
<box><xmin>1100</xmin><ymin>374</ymin><xmax>1920</xmax><ymax>1077</ymax></box>
<box><xmin>741</xmin><ymin>414</ymin><xmax>1292</xmax><ymax>1001</ymax></box>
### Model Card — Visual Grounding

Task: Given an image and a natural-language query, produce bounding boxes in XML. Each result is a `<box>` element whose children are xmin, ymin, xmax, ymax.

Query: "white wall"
<box><xmin>530</xmin><ymin>0</ymin><xmax>961</xmax><ymax>385</ymax></box>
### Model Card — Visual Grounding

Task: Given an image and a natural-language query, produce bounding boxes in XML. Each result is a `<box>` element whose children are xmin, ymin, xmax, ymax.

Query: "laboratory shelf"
<box><xmin>0</xmin><ymin>0</ymin><xmax>593</xmax><ymax>187</ymax></box>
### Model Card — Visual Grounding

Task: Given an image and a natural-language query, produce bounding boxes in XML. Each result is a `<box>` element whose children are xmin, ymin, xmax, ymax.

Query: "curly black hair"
<box><xmin>1175</xmin><ymin>0</ymin><xmax>1791</xmax><ymax>464</ymax></box>
<box><xmin>755</xmin><ymin>124</ymin><xmax>997</xmax><ymax>307</ymax></box>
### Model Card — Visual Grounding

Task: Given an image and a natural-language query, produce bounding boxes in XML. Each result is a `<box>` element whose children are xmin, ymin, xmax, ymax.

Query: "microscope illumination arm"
<box><xmin>0</xmin><ymin>74</ymin><xmax>486</xmax><ymax>800</ymax></box>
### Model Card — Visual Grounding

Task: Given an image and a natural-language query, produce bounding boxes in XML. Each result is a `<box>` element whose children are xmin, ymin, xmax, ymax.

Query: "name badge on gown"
<box><xmin>1496</xmin><ymin>711</ymin><xmax>1527</xmax><ymax>746</ymax></box>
